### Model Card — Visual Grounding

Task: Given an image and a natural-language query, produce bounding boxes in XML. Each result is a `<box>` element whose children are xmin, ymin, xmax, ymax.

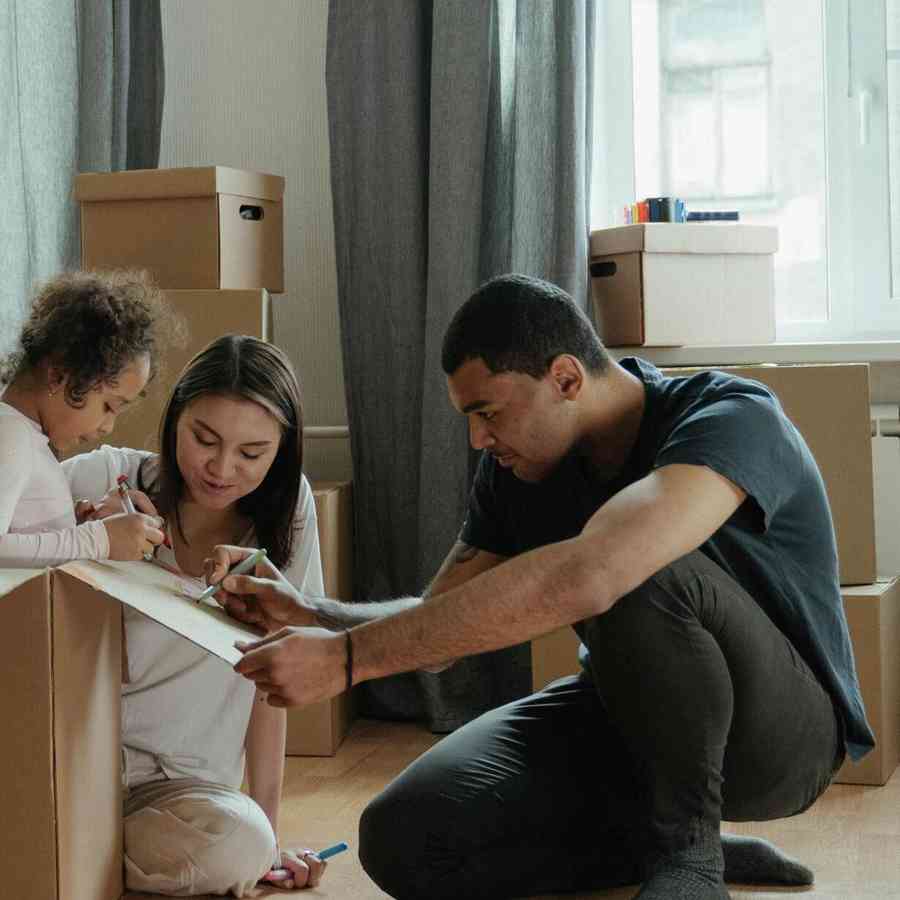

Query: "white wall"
<box><xmin>158</xmin><ymin>0</ymin><xmax>351</xmax><ymax>481</ymax></box>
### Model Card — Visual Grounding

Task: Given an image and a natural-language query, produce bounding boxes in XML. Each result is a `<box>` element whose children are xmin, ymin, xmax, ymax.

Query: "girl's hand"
<box><xmin>259</xmin><ymin>848</ymin><xmax>327</xmax><ymax>889</ymax></box>
<box><xmin>104</xmin><ymin>512</ymin><xmax>166</xmax><ymax>561</ymax></box>
<box><xmin>90</xmin><ymin>485</ymin><xmax>161</xmax><ymax>520</ymax></box>
<box><xmin>74</xmin><ymin>499</ymin><xmax>97</xmax><ymax>524</ymax></box>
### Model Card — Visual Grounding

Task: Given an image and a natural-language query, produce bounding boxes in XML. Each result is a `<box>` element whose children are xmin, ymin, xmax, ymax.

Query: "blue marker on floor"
<box><xmin>318</xmin><ymin>841</ymin><xmax>349</xmax><ymax>860</ymax></box>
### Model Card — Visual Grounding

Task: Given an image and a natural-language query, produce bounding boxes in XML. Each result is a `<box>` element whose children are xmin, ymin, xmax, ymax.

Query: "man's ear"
<box><xmin>549</xmin><ymin>355</ymin><xmax>584</xmax><ymax>399</ymax></box>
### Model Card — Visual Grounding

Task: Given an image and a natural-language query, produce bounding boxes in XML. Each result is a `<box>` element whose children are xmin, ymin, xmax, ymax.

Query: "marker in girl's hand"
<box><xmin>116</xmin><ymin>475</ymin><xmax>154</xmax><ymax>562</ymax></box>
<box><xmin>189</xmin><ymin>547</ymin><xmax>268</xmax><ymax>604</ymax></box>
<box><xmin>261</xmin><ymin>842</ymin><xmax>349</xmax><ymax>884</ymax></box>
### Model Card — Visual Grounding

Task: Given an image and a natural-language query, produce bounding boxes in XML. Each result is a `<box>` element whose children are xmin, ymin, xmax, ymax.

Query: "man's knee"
<box><xmin>125</xmin><ymin>790</ymin><xmax>276</xmax><ymax>896</ymax></box>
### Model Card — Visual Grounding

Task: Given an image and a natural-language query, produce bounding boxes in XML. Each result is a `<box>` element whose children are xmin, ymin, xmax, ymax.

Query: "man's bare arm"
<box><xmin>350</xmin><ymin>464</ymin><xmax>747</xmax><ymax>681</ymax></box>
<box><xmin>300</xmin><ymin>541</ymin><xmax>505</xmax><ymax>632</ymax></box>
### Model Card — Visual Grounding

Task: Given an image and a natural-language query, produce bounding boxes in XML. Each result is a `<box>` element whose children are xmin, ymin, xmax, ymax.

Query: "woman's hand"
<box><xmin>260</xmin><ymin>848</ymin><xmax>327</xmax><ymax>889</ymax></box>
<box><xmin>203</xmin><ymin>545</ymin><xmax>319</xmax><ymax>632</ymax></box>
<box><xmin>88</xmin><ymin>485</ymin><xmax>160</xmax><ymax>520</ymax></box>
<box><xmin>104</xmin><ymin>512</ymin><xmax>165</xmax><ymax>561</ymax></box>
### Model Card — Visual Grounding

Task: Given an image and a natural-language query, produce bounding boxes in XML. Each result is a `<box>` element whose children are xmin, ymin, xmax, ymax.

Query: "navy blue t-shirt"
<box><xmin>460</xmin><ymin>357</ymin><xmax>874</xmax><ymax>761</ymax></box>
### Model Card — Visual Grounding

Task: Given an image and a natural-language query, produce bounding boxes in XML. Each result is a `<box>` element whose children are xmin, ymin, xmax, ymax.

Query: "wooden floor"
<box><xmin>125</xmin><ymin>718</ymin><xmax>900</xmax><ymax>899</ymax></box>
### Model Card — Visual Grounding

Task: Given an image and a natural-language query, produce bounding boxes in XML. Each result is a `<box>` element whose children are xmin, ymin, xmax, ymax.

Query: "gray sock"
<box><xmin>636</xmin><ymin>828</ymin><xmax>729</xmax><ymax>899</ymax></box>
<box><xmin>722</xmin><ymin>833</ymin><xmax>814</xmax><ymax>885</ymax></box>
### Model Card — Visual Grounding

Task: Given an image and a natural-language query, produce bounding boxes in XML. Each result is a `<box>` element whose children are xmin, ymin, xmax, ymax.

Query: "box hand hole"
<box><xmin>590</xmin><ymin>261</ymin><xmax>617</xmax><ymax>278</ymax></box>
<box><xmin>239</xmin><ymin>205</ymin><xmax>264</xmax><ymax>221</ymax></box>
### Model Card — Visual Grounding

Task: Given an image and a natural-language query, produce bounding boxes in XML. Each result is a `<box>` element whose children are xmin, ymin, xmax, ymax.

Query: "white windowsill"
<box><xmin>609</xmin><ymin>342</ymin><xmax>900</xmax><ymax>367</ymax></box>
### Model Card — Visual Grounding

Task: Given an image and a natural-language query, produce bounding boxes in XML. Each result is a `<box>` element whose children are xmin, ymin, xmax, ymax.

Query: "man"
<box><xmin>212</xmin><ymin>274</ymin><xmax>873</xmax><ymax>899</ymax></box>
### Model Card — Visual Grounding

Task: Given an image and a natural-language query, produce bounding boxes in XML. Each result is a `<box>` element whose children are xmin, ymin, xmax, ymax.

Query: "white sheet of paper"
<box><xmin>59</xmin><ymin>559</ymin><xmax>263</xmax><ymax>665</ymax></box>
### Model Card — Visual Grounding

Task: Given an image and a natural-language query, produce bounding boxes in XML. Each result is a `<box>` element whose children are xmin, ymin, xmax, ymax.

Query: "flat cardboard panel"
<box><xmin>0</xmin><ymin>571</ymin><xmax>58</xmax><ymax>900</ymax></box>
<box><xmin>835</xmin><ymin>579</ymin><xmax>900</xmax><ymax>785</ymax></box>
<box><xmin>661</xmin><ymin>364</ymin><xmax>875</xmax><ymax>586</ymax></box>
<box><xmin>59</xmin><ymin>560</ymin><xmax>262</xmax><ymax>665</ymax></box>
<box><xmin>80</xmin><ymin>197</ymin><xmax>220</xmax><ymax>289</ymax></box>
<box><xmin>89</xmin><ymin>288</ymin><xmax>271</xmax><ymax>454</ymax></box>
<box><xmin>285</xmin><ymin>482</ymin><xmax>356</xmax><ymax>756</ymax></box>
<box><xmin>52</xmin><ymin>571</ymin><xmax>123</xmax><ymax>900</ymax></box>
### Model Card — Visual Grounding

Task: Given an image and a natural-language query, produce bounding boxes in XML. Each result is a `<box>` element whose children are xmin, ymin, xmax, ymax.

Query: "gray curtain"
<box><xmin>0</xmin><ymin>0</ymin><xmax>164</xmax><ymax>357</ymax></box>
<box><xmin>327</xmin><ymin>0</ymin><xmax>595</xmax><ymax>731</ymax></box>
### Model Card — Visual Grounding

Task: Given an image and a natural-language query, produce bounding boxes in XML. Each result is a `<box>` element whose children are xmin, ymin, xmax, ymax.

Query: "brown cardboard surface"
<box><xmin>834</xmin><ymin>579</ymin><xmax>900</xmax><ymax>785</ymax></box>
<box><xmin>52</xmin><ymin>571</ymin><xmax>123</xmax><ymax>900</ymax></box>
<box><xmin>1</xmin><ymin>570</ymin><xmax>58</xmax><ymax>899</ymax></box>
<box><xmin>86</xmin><ymin>288</ymin><xmax>271</xmax><ymax>454</ymax></box>
<box><xmin>285</xmin><ymin>482</ymin><xmax>356</xmax><ymax>756</ymax></box>
<box><xmin>661</xmin><ymin>364</ymin><xmax>875</xmax><ymax>586</ymax></box>
<box><xmin>60</xmin><ymin>560</ymin><xmax>262</xmax><ymax>665</ymax></box>
<box><xmin>531</xmin><ymin>626</ymin><xmax>582</xmax><ymax>692</ymax></box>
<box><xmin>590</xmin><ymin>253</ymin><xmax>644</xmax><ymax>346</ymax></box>
<box><xmin>76</xmin><ymin>167</ymin><xmax>284</xmax><ymax>291</ymax></box>
<box><xmin>0</xmin><ymin>568</ymin><xmax>123</xmax><ymax>900</ymax></box>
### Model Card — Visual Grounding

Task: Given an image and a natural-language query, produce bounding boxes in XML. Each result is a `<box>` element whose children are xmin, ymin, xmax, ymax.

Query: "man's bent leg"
<box><xmin>582</xmin><ymin>551</ymin><xmax>841</xmax><ymax>895</ymax></box>
<box><xmin>359</xmin><ymin>675</ymin><xmax>647</xmax><ymax>900</ymax></box>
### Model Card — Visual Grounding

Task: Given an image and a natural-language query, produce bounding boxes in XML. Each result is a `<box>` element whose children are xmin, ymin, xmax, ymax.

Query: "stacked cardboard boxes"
<box><xmin>530</xmin><ymin>362</ymin><xmax>900</xmax><ymax>786</ymax></box>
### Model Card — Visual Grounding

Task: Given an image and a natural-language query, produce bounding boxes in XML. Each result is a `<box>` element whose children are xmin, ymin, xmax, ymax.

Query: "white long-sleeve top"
<box><xmin>0</xmin><ymin>401</ymin><xmax>109</xmax><ymax>566</ymax></box>
<box><xmin>63</xmin><ymin>444</ymin><xmax>325</xmax><ymax>789</ymax></box>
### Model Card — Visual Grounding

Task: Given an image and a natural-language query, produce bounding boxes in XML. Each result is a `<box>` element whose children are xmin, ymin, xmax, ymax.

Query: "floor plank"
<box><xmin>124</xmin><ymin>718</ymin><xmax>900</xmax><ymax>898</ymax></box>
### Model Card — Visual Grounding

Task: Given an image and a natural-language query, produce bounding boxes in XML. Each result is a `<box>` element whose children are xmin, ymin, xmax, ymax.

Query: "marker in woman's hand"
<box><xmin>192</xmin><ymin>547</ymin><xmax>268</xmax><ymax>604</ymax></box>
<box><xmin>261</xmin><ymin>841</ymin><xmax>349</xmax><ymax>883</ymax></box>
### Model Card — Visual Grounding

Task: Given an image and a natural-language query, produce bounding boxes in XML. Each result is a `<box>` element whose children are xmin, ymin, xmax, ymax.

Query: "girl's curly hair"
<box><xmin>0</xmin><ymin>270</ymin><xmax>179</xmax><ymax>407</ymax></box>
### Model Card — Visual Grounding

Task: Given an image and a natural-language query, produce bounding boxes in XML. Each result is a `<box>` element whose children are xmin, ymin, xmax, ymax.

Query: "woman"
<box><xmin>64</xmin><ymin>335</ymin><xmax>328</xmax><ymax>895</ymax></box>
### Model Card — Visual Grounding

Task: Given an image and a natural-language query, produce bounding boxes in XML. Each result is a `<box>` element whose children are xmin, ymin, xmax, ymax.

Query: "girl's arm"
<box><xmin>245</xmin><ymin>692</ymin><xmax>287</xmax><ymax>833</ymax></box>
<box><xmin>0</xmin><ymin>418</ymin><xmax>109</xmax><ymax>567</ymax></box>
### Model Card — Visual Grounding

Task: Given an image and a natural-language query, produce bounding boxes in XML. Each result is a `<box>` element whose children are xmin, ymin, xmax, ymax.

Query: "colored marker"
<box><xmin>261</xmin><ymin>842</ymin><xmax>350</xmax><ymax>883</ymax></box>
<box><xmin>194</xmin><ymin>547</ymin><xmax>267</xmax><ymax>604</ymax></box>
<box><xmin>116</xmin><ymin>476</ymin><xmax>154</xmax><ymax>562</ymax></box>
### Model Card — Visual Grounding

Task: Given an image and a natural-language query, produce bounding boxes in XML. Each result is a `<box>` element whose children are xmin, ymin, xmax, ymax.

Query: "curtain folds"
<box><xmin>327</xmin><ymin>0</ymin><xmax>595</xmax><ymax>731</ymax></box>
<box><xmin>1</xmin><ymin>0</ymin><xmax>164</xmax><ymax>356</ymax></box>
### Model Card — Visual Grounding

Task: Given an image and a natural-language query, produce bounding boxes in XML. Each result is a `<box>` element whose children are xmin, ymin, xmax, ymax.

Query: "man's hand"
<box><xmin>234</xmin><ymin>627</ymin><xmax>347</xmax><ymax>707</ymax></box>
<box><xmin>205</xmin><ymin>545</ymin><xmax>321</xmax><ymax>633</ymax></box>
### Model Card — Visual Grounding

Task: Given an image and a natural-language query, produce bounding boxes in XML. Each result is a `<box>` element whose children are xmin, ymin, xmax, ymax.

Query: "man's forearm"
<box><xmin>310</xmin><ymin>594</ymin><xmax>423</xmax><ymax>629</ymax></box>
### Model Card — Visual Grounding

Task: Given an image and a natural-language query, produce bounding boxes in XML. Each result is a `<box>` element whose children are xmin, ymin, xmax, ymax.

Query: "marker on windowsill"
<box><xmin>261</xmin><ymin>842</ymin><xmax>350</xmax><ymax>883</ymax></box>
<box><xmin>190</xmin><ymin>547</ymin><xmax>268</xmax><ymax>604</ymax></box>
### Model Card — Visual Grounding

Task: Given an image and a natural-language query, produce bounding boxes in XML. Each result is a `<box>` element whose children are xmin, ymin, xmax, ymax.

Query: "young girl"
<box><xmin>0</xmin><ymin>270</ymin><xmax>170</xmax><ymax>565</ymax></box>
<box><xmin>63</xmin><ymin>335</ymin><xmax>328</xmax><ymax>896</ymax></box>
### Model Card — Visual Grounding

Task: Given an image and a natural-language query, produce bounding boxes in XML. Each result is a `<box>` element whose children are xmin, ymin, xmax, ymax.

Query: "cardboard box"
<box><xmin>90</xmin><ymin>288</ymin><xmax>272</xmax><ymax>454</ymax></box>
<box><xmin>660</xmin><ymin>364</ymin><xmax>875</xmax><ymax>586</ymax></box>
<box><xmin>0</xmin><ymin>561</ymin><xmax>261</xmax><ymax>900</ymax></box>
<box><xmin>589</xmin><ymin>223</ymin><xmax>777</xmax><ymax>346</ymax></box>
<box><xmin>285</xmin><ymin>481</ymin><xmax>356</xmax><ymax>756</ymax></box>
<box><xmin>75</xmin><ymin>167</ymin><xmax>285</xmax><ymax>292</ymax></box>
<box><xmin>834</xmin><ymin>578</ymin><xmax>900</xmax><ymax>785</ymax></box>
<box><xmin>532</xmin><ymin>581</ymin><xmax>900</xmax><ymax>787</ymax></box>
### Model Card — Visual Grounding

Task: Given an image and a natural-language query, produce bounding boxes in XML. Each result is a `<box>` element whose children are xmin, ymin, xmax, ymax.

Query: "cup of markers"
<box><xmin>261</xmin><ymin>841</ymin><xmax>350</xmax><ymax>884</ymax></box>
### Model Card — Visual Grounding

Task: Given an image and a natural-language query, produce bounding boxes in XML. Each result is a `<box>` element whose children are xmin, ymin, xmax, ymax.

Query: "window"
<box><xmin>593</xmin><ymin>0</ymin><xmax>900</xmax><ymax>342</ymax></box>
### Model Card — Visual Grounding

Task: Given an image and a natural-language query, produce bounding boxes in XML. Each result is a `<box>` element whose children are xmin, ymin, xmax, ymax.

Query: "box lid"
<box><xmin>590</xmin><ymin>223</ymin><xmax>779</xmax><ymax>257</ymax></box>
<box><xmin>74</xmin><ymin>166</ymin><xmax>285</xmax><ymax>203</ymax></box>
<box><xmin>59</xmin><ymin>560</ymin><xmax>262</xmax><ymax>665</ymax></box>
<box><xmin>0</xmin><ymin>569</ymin><xmax>44</xmax><ymax>595</ymax></box>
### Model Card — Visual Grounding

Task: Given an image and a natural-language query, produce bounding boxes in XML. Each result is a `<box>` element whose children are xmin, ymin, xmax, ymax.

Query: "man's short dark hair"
<box><xmin>441</xmin><ymin>273</ymin><xmax>609</xmax><ymax>378</ymax></box>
